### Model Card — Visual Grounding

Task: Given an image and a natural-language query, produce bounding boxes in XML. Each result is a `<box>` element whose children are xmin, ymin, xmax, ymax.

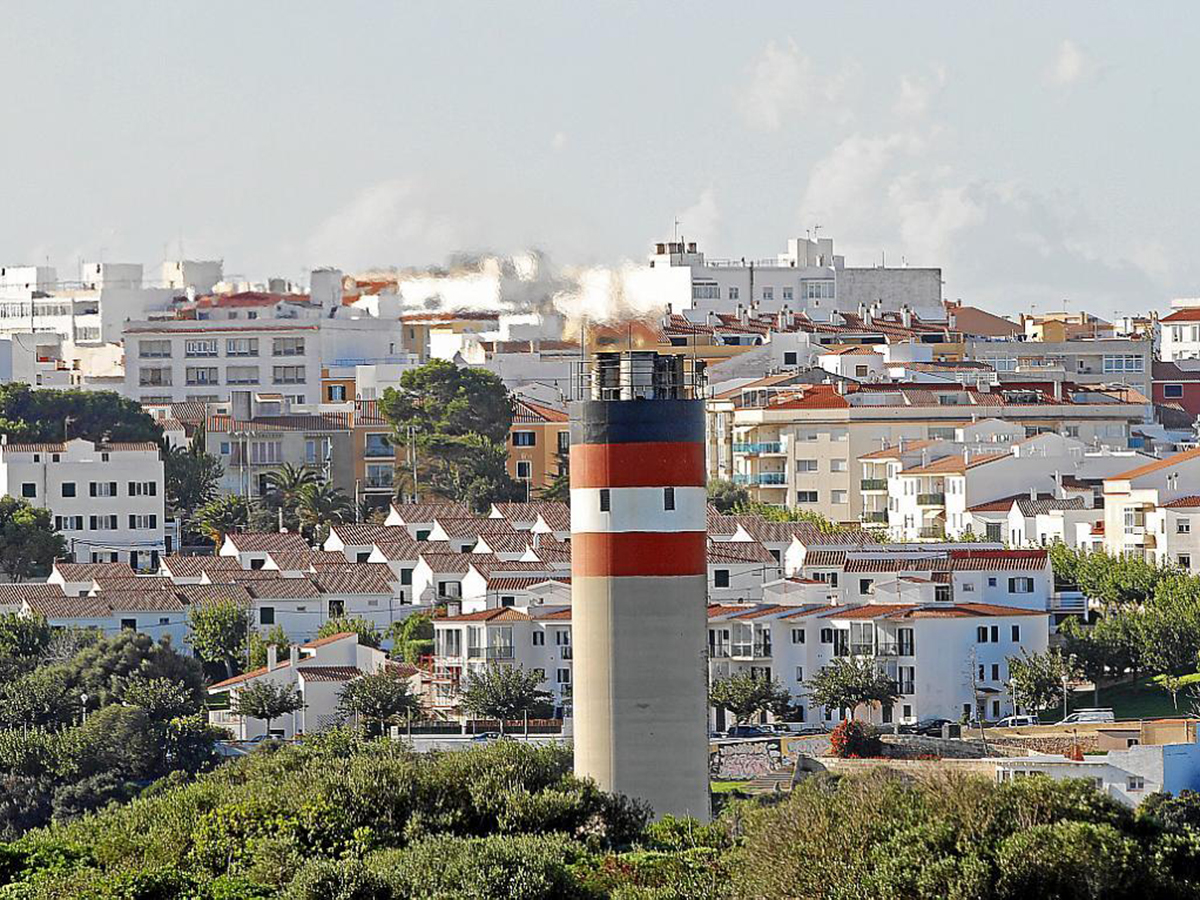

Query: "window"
<box><xmin>1127</xmin><ymin>776</ymin><xmax>1145</xmax><ymax>792</ymax></box>
<box><xmin>1008</xmin><ymin>577</ymin><xmax>1034</xmax><ymax>594</ymax></box>
<box><xmin>898</xmin><ymin>628</ymin><xmax>914</xmax><ymax>656</ymax></box>
<box><xmin>226</xmin><ymin>337</ymin><xmax>258</xmax><ymax>357</ymax></box>
<box><xmin>859</xmin><ymin>578</ymin><xmax>874</xmax><ymax>596</ymax></box>
<box><xmin>127</xmin><ymin>481</ymin><xmax>157</xmax><ymax>497</ymax></box>
<box><xmin>128</xmin><ymin>514</ymin><xmax>158</xmax><ymax>529</ymax></box>
<box><xmin>532</xmin><ymin>668</ymin><xmax>546</xmax><ymax>680</ymax></box>
<box><xmin>831</xmin><ymin>490</ymin><xmax>848</xmax><ymax>505</ymax></box>
<box><xmin>61</xmin><ymin>482</ymin><xmax>75</xmax><ymax>497</ymax></box>
<box><xmin>728</xmin><ymin>287</ymin><xmax>739</xmax><ymax>300</ymax></box>
<box><xmin>532</xmin><ymin>631</ymin><xmax>545</xmax><ymax>646</ymax></box>
<box><xmin>663</xmin><ymin>487</ymin><xmax>675</xmax><ymax>510</ymax></box>
<box><xmin>599</xmin><ymin>488</ymin><xmax>610</xmax><ymax>512</ymax></box>
<box><xmin>272</xmin><ymin>365</ymin><xmax>305</xmax><ymax>384</ymax></box>
<box><xmin>804</xmin><ymin>281</ymin><xmax>834</xmax><ymax>300</ymax></box>
<box><xmin>795</xmin><ymin>666</ymin><xmax>804</xmax><ymax>682</ymax></box>
<box><xmin>328</xmin><ymin>384</ymin><xmax>346</xmax><ymax>401</ymax></box>
<box><xmin>557</xmin><ymin>668</ymin><xmax>571</xmax><ymax>684</ymax></box>
<box><xmin>120</xmin><ymin>618</ymin><xmax>136</xmax><ymax>630</ymax></box>
<box><xmin>988</xmin><ymin>576</ymin><xmax>998</xmax><ymax>588</ymax></box>
<box><xmin>399</xmin><ymin>568</ymin><xmax>413</xmax><ymax>586</ymax></box>
<box><xmin>977</xmin><ymin>626</ymin><xmax>989</xmax><ymax>643</ymax></box>
<box><xmin>783</xmin><ymin>351</ymin><xmax>798</xmax><ymax>366</ymax></box>
<box><xmin>88</xmin><ymin>515</ymin><xmax>118</xmax><ymax>530</ymax></box>
<box><xmin>186</xmin><ymin>366</ymin><xmax>218</xmax><ymax>385</ymax></box>
<box><xmin>305</xmin><ymin>437</ymin><xmax>330</xmax><ymax>466</ymax></box>
<box><xmin>516</xmin><ymin>460</ymin><xmax>532</xmax><ymax>479</ymax></box>
<box><xmin>273</xmin><ymin>337</ymin><xmax>305</xmax><ymax>356</ymax></box>
<box><xmin>820</xmin><ymin>628</ymin><xmax>834</xmax><ymax>644</ymax></box>
<box><xmin>499</xmin><ymin>595</ymin><xmax>516</xmax><ymax>607</ymax></box>
<box><xmin>1164</xmin><ymin>384</ymin><xmax>1184</xmax><ymax>399</ymax></box>
<box><xmin>260</xmin><ymin>607</ymin><xmax>275</xmax><ymax>625</ymax></box>
<box><xmin>1179</xmin><ymin>519</ymin><xmax>1192</xmax><ymax>535</ymax></box>
<box><xmin>1180</xmin><ymin>554</ymin><xmax>1192</xmax><ymax>570</ymax></box>
<box><xmin>855</xmin><ymin>365</ymin><xmax>869</xmax><ymax>378</ymax></box>
<box><xmin>990</xmin><ymin>625</ymin><xmax>999</xmax><ymax>642</ymax></box>
<box><xmin>226</xmin><ymin>365</ymin><xmax>259</xmax><ymax>384</ymax></box>
<box><xmin>986</xmin><ymin>523</ymin><xmax>1002</xmax><ymax>542</ymax></box>
<box><xmin>184</xmin><ymin>339</ymin><xmax>218</xmax><ymax>357</ymax></box>
<box><xmin>830</xmin><ymin>459</ymin><xmax>847</xmax><ymax>473</ymax></box>
<box><xmin>1102</xmin><ymin>354</ymin><xmax>1145</xmax><ymax>373</ymax></box>
<box><xmin>714</xmin><ymin>569</ymin><xmax>730</xmax><ymax>588</ymax></box>
<box><xmin>512</xmin><ymin>431</ymin><xmax>536</xmax><ymax>447</ymax></box>
<box><xmin>138</xmin><ymin>340</ymin><xmax>171</xmax><ymax>358</ymax></box>
<box><xmin>796</xmin><ymin>491</ymin><xmax>818</xmax><ymax>503</ymax></box>
<box><xmin>20</xmin><ymin>483</ymin><xmax>35</xmax><ymax>498</ymax></box>
<box><xmin>557</xmin><ymin>431</ymin><xmax>570</xmax><ymax>454</ymax></box>
<box><xmin>1011</xmin><ymin>625</ymin><xmax>1021</xmax><ymax>641</ymax></box>
<box><xmin>991</xmin><ymin>663</ymin><xmax>1000</xmax><ymax>681</ymax></box>
<box><xmin>762</xmin><ymin>287</ymin><xmax>774</xmax><ymax>301</ymax></box>
<box><xmin>797</xmin><ymin>459</ymin><xmax>818</xmax><ymax>472</ymax></box>
<box><xmin>692</xmin><ymin>283</ymin><xmax>720</xmax><ymax>300</ymax></box>
<box><xmin>364</xmin><ymin>433</ymin><xmax>392</xmax><ymax>458</ymax></box>
<box><xmin>791</xmin><ymin>628</ymin><xmax>805</xmax><ymax>644</ymax></box>
<box><xmin>139</xmin><ymin>367</ymin><xmax>172</xmax><ymax>386</ymax></box>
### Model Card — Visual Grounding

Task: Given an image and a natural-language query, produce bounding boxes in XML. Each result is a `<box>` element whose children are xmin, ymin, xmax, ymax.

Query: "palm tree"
<box><xmin>195</xmin><ymin>495</ymin><xmax>250</xmax><ymax>548</ymax></box>
<box><xmin>264</xmin><ymin>463</ymin><xmax>319</xmax><ymax>532</ymax></box>
<box><xmin>296</xmin><ymin>482</ymin><xmax>353</xmax><ymax>542</ymax></box>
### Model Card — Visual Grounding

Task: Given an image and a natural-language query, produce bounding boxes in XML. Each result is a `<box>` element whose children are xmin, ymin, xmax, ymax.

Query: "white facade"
<box><xmin>1103</xmin><ymin>448</ymin><xmax>1200</xmax><ymax>566</ymax></box>
<box><xmin>1160</xmin><ymin>306</ymin><xmax>1200</xmax><ymax>362</ymax></box>
<box><xmin>0</xmin><ymin>438</ymin><xmax>167</xmax><ymax>568</ymax></box>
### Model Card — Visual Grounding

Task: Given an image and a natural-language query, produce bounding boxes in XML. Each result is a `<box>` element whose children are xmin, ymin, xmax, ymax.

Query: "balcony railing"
<box><xmin>731</xmin><ymin>643</ymin><xmax>771</xmax><ymax>659</ymax></box>
<box><xmin>733</xmin><ymin>472</ymin><xmax>787</xmax><ymax>485</ymax></box>
<box><xmin>733</xmin><ymin>441</ymin><xmax>784</xmax><ymax>454</ymax></box>
<box><xmin>919</xmin><ymin>526</ymin><xmax>946</xmax><ymax>539</ymax></box>
<box><xmin>363</xmin><ymin>445</ymin><xmax>394</xmax><ymax>458</ymax></box>
<box><xmin>850</xmin><ymin>642</ymin><xmax>876</xmax><ymax>656</ymax></box>
<box><xmin>710</xmin><ymin>645</ymin><xmax>731</xmax><ymax>659</ymax></box>
<box><xmin>862</xmin><ymin>511</ymin><xmax>888</xmax><ymax>524</ymax></box>
<box><xmin>364</xmin><ymin>475</ymin><xmax>395</xmax><ymax>489</ymax></box>
<box><xmin>467</xmin><ymin>646</ymin><xmax>515</xmax><ymax>660</ymax></box>
<box><xmin>860</xmin><ymin>479</ymin><xmax>887</xmax><ymax>491</ymax></box>
<box><xmin>916</xmin><ymin>493</ymin><xmax>946</xmax><ymax>506</ymax></box>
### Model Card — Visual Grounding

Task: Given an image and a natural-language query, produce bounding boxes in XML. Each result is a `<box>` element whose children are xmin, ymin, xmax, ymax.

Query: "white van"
<box><xmin>1055</xmin><ymin>708</ymin><xmax>1115</xmax><ymax>725</ymax></box>
<box><xmin>993</xmin><ymin>715</ymin><xmax>1040</xmax><ymax>729</ymax></box>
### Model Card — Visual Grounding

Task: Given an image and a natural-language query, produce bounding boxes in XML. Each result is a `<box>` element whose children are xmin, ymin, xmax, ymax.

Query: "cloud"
<box><xmin>739</xmin><ymin>39</ymin><xmax>811</xmax><ymax>131</ymax></box>
<box><xmin>305</xmin><ymin>179</ymin><xmax>461</xmax><ymax>271</ymax></box>
<box><xmin>1048</xmin><ymin>39</ymin><xmax>1094</xmax><ymax>87</ymax></box>
<box><xmin>893</xmin><ymin>65</ymin><xmax>947</xmax><ymax>118</ymax></box>
<box><xmin>675</xmin><ymin>187</ymin><xmax>720</xmax><ymax>253</ymax></box>
<box><xmin>550</xmin><ymin>131</ymin><xmax>568</xmax><ymax>152</ymax></box>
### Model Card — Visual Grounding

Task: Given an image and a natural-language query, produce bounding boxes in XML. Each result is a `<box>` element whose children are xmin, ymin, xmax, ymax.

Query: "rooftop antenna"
<box><xmin>673</xmin><ymin>217</ymin><xmax>681</xmax><ymax>242</ymax></box>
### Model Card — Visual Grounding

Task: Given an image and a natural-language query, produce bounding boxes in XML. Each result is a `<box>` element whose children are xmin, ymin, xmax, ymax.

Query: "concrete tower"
<box><xmin>570</xmin><ymin>350</ymin><xmax>710</xmax><ymax>821</ymax></box>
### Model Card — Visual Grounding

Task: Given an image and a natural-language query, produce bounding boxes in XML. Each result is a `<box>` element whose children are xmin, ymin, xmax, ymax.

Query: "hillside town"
<box><xmin>10</xmin><ymin>6</ymin><xmax>1200</xmax><ymax>896</ymax></box>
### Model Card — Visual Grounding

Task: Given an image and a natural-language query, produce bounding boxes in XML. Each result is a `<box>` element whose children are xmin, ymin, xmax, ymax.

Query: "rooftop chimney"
<box><xmin>901</xmin><ymin>305</ymin><xmax>912</xmax><ymax>329</ymax></box>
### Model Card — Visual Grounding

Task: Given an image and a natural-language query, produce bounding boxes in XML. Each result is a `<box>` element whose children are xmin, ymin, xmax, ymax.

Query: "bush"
<box><xmin>828</xmin><ymin>720</ymin><xmax>881</xmax><ymax>758</ymax></box>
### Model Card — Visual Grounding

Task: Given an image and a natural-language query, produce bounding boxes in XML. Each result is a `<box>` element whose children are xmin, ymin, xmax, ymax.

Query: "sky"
<box><xmin>2</xmin><ymin>1</ymin><xmax>1197</xmax><ymax>317</ymax></box>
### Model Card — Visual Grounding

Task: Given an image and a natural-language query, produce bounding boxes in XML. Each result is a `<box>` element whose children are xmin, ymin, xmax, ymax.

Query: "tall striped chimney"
<box><xmin>570</xmin><ymin>351</ymin><xmax>709</xmax><ymax>821</ymax></box>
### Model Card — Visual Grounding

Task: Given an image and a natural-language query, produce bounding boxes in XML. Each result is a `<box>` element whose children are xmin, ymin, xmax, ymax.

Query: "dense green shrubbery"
<box><xmin>9</xmin><ymin>739</ymin><xmax>1200</xmax><ymax>899</ymax></box>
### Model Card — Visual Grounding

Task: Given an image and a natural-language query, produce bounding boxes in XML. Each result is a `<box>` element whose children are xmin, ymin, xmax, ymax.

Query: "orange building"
<box><xmin>508</xmin><ymin>396</ymin><xmax>569</xmax><ymax>494</ymax></box>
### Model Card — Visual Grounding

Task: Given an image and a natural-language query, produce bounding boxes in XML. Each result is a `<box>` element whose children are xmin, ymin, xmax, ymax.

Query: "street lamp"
<box><xmin>80</xmin><ymin>693</ymin><xmax>89</xmax><ymax>725</ymax></box>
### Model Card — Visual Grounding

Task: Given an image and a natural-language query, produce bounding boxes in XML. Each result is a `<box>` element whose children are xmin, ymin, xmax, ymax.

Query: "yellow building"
<box><xmin>508</xmin><ymin>396</ymin><xmax>569</xmax><ymax>494</ymax></box>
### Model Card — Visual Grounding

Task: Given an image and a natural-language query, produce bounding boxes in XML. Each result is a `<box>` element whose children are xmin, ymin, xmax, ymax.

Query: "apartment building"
<box><xmin>0</xmin><ymin>437</ymin><xmax>167</xmax><ymax>568</ymax></box>
<box><xmin>707</xmin><ymin>600</ymin><xmax>1049</xmax><ymax>729</ymax></box>
<box><xmin>709</xmin><ymin>380</ymin><xmax>1150</xmax><ymax>523</ymax></box>
<box><xmin>636</xmin><ymin>236</ymin><xmax>944</xmax><ymax>321</ymax></box>
<box><xmin>508</xmin><ymin>396</ymin><xmax>569</xmax><ymax>493</ymax></box>
<box><xmin>1102</xmin><ymin>448</ymin><xmax>1200</xmax><ymax>570</ymax></box>
<box><xmin>965</xmin><ymin>335</ymin><xmax>1153</xmax><ymax>397</ymax></box>
<box><xmin>124</xmin><ymin>292</ymin><xmax>400</xmax><ymax>405</ymax></box>
<box><xmin>1160</xmin><ymin>306</ymin><xmax>1200</xmax><ymax>362</ymax></box>
<box><xmin>1153</xmin><ymin>361</ymin><xmax>1200</xmax><ymax>420</ymax></box>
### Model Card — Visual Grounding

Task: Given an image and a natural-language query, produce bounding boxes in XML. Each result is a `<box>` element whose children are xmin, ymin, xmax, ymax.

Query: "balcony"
<box><xmin>919</xmin><ymin>526</ymin><xmax>946</xmax><ymax>539</ymax></box>
<box><xmin>731</xmin><ymin>642</ymin><xmax>771</xmax><ymax>660</ymax></box>
<box><xmin>733</xmin><ymin>472</ymin><xmax>786</xmax><ymax>486</ymax></box>
<box><xmin>850</xmin><ymin>642</ymin><xmax>876</xmax><ymax>657</ymax></box>
<box><xmin>710</xmin><ymin>645</ymin><xmax>731</xmax><ymax>659</ymax></box>
<box><xmin>733</xmin><ymin>441</ymin><xmax>784</xmax><ymax>455</ymax></box>
<box><xmin>467</xmin><ymin>646</ymin><xmax>515</xmax><ymax>660</ymax></box>
<box><xmin>916</xmin><ymin>493</ymin><xmax>946</xmax><ymax>506</ymax></box>
<box><xmin>861</xmin><ymin>511</ymin><xmax>888</xmax><ymax>524</ymax></box>
<box><xmin>860</xmin><ymin>479</ymin><xmax>887</xmax><ymax>492</ymax></box>
<box><xmin>363</xmin><ymin>445</ymin><xmax>394</xmax><ymax>459</ymax></box>
<box><xmin>365</xmin><ymin>475</ymin><xmax>395</xmax><ymax>490</ymax></box>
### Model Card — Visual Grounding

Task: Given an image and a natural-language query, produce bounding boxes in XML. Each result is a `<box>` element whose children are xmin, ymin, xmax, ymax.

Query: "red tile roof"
<box><xmin>1107</xmin><ymin>448</ymin><xmax>1200</xmax><ymax>482</ymax></box>
<box><xmin>1162</xmin><ymin>308</ymin><xmax>1200</xmax><ymax>322</ymax></box>
<box><xmin>1164</xmin><ymin>496</ymin><xmax>1200</xmax><ymax>509</ymax></box>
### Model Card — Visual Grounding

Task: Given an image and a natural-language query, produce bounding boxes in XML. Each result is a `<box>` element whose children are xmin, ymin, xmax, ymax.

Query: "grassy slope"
<box><xmin>1074</xmin><ymin>672</ymin><xmax>1200</xmax><ymax>720</ymax></box>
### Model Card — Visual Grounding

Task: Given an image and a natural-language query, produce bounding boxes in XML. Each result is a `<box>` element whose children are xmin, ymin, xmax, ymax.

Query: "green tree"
<box><xmin>0</xmin><ymin>665</ymin><xmax>76</xmax><ymax>728</ymax></box>
<box><xmin>459</xmin><ymin>664</ymin><xmax>551</xmax><ymax>732</ymax></box>
<box><xmin>296</xmin><ymin>481</ymin><xmax>354</xmax><ymax>542</ymax></box>
<box><xmin>708</xmin><ymin>671</ymin><xmax>794</xmax><ymax>725</ymax></box>
<box><xmin>231</xmin><ymin>681</ymin><xmax>304</xmax><ymax>735</ymax></box>
<box><xmin>707</xmin><ymin>479</ymin><xmax>749</xmax><ymax>514</ymax></box>
<box><xmin>804</xmin><ymin>656</ymin><xmax>899</xmax><ymax>719</ymax></box>
<box><xmin>0</xmin><ymin>612</ymin><xmax>51</xmax><ymax>666</ymax></box>
<box><xmin>58</xmin><ymin>631</ymin><xmax>203</xmax><ymax>710</ymax></box>
<box><xmin>318</xmin><ymin>616</ymin><xmax>382</xmax><ymax>649</ymax></box>
<box><xmin>537</xmin><ymin>450</ymin><xmax>571</xmax><ymax>505</ymax></box>
<box><xmin>264</xmin><ymin>462</ymin><xmax>320</xmax><ymax>532</ymax></box>
<box><xmin>164</xmin><ymin>437</ymin><xmax>224</xmax><ymax>529</ymax></box>
<box><xmin>338</xmin><ymin>668</ymin><xmax>420</xmax><ymax>734</ymax></box>
<box><xmin>113</xmin><ymin>675</ymin><xmax>200</xmax><ymax>721</ymax></box>
<box><xmin>195</xmin><ymin>495</ymin><xmax>250</xmax><ymax>547</ymax></box>
<box><xmin>0</xmin><ymin>384</ymin><xmax>162</xmax><ymax>444</ymax></box>
<box><xmin>379</xmin><ymin>360</ymin><xmax>522</xmax><ymax>512</ymax></box>
<box><xmin>188</xmin><ymin>600</ymin><xmax>250</xmax><ymax>678</ymax></box>
<box><xmin>247</xmin><ymin>624</ymin><xmax>292</xmax><ymax>670</ymax></box>
<box><xmin>388</xmin><ymin>612</ymin><xmax>433</xmax><ymax>664</ymax></box>
<box><xmin>732</xmin><ymin>499</ymin><xmax>851</xmax><ymax>534</ymax></box>
<box><xmin>0</xmin><ymin>497</ymin><xmax>67</xmax><ymax>582</ymax></box>
<box><xmin>1007</xmin><ymin>648</ymin><xmax>1081</xmax><ymax>716</ymax></box>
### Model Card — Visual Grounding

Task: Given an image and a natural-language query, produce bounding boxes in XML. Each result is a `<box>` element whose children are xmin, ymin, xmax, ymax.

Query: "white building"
<box><xmin>0</xmin><ymin>438</ymin><xmax>167</xmax><ymax>568</ymax></box>
<box><xmin>1103</xmin><ymin>448</ymin><xmax>1200</xmax><ymax>570</ymax></box>
<box><xmin>1160</xmin><ymin>305</ymin><xmax>1200</xmax><ymax>362</ymax></box>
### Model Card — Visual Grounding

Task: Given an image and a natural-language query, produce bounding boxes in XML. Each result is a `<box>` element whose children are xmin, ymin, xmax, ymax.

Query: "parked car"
<box><xmin>903</xmin><ymin>717</ymin><xmax>953</xmax><ymax>737</ymax></box>
<box><xmin>775</xmin><ymin>722</ymin><xmax>829</xmax><ymax>735</ymax></box>
<box><xmin>992</xmin><ymin>715</ymin><xmax>1040</xmax><ymax>729</ymax></box>
<box><xmin>1056</xmin><ymin>708</ymin><xmax>1115</xmax><ymax>725</ymax></box>
<box><xmin>725</xmin><ymin>725</ymin><xmax>774</xmax><ymax>739</ymax></box>
<box><xmin>471</xmin><ymin>731</ymin><xmax>503</xmax><ymax>742</ymax></box>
